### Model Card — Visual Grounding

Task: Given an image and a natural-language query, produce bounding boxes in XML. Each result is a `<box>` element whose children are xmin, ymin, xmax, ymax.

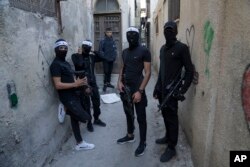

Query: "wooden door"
<box><xmin>94</xmin><ymin>14</ymin><xmax>122</xmax><ymax>74</ymax></box>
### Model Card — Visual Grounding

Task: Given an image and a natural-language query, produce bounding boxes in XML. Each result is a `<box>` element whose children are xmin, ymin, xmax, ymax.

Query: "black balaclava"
<box><xmin>54</xmin><ymin>39</ymin><xmax>68</xmax><ymax>61</ymax></box>
<box><xmin>126</xmin><ymin>27</ymin><xmax>139</xmax><ymax>49</ymax></box>
<box><xmin>163</xmin><ymin>21</ymin><xmax>178</xmax><ymax>48</ymax></box>
<box><xmin>81</xmin><ymin>40</ymin><xmax>92</xmax><ymax>56</ymax></box>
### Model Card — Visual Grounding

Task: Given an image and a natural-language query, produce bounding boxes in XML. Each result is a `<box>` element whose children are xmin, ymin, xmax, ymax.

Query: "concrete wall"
<box><xmin>0</xmin><ymin>0</ymin><xmax>93</xmax><ymax>167</ymax></box>
<box><xmin>151</xmin><ymin>0</ymin><xmax>168</xmax><ymax>71</ymax></box>
<box><xmin>151</xmin><ymin>0</ymin><xmax>250</xmax><ymax>167</ymax></box>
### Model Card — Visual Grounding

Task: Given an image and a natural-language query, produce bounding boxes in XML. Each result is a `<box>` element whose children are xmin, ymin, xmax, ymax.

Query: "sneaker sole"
<box><xmin>135</xmin><ymin>147</ymin><xmax>146</xmax><ymax>157</ymax></box>
<box><xmin>117</xmin><ymin>139</ymin><xmax>135</xmax><ymax>144</ymax></box>
<box><xmin>75</xmin><ymin>146</ymin><xmax>95</xmax><ymax>151</ymax></box>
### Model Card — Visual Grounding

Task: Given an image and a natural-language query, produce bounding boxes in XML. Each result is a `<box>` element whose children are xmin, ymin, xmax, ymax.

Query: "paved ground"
<box><xmin>44</xmin><ymin>73</ymin><xmax>194</xmax><ymax>167</ymax></box>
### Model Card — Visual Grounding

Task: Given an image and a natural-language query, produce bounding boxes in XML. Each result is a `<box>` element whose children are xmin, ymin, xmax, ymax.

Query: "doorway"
<box><xmin>94</xmin><ymin>14</ymin><xmax>122</xmax><ymax>74</ymax></box>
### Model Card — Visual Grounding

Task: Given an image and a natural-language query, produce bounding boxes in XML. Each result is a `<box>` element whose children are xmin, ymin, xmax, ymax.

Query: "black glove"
<box><xmin>172</xmin><ymin>92</ymin><xmax>185</xmax><ymax>101</ymax></box>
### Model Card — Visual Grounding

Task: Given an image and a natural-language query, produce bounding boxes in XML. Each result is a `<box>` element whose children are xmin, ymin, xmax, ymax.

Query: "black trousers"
<box><xmin>121</xmin><ymin>92</ymin><xmax>148</xmax><ymax>143</ymax></box>
<box><xmin>160</xmin><ymin>97</ymin><xmax>178</xmax><ymax>149</ymax></box>
<box><xmin>80</xmin><ymin>84</ymin><xmax>101</xmax><ymax>121</ymax></box>
<box><xmin>63</xmin><ymin>99</ymin><xmax>91</xmax><ymax>143</ymax></box>
<box><xmin>103</xmin><ymin>60</ymin><xmax>114</xmax><ymax>84</ymax></box>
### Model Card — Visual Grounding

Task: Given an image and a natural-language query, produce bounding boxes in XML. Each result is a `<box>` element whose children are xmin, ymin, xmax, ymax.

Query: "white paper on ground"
<box><xmin>100</xmin><ymin>93</ymin><xmax>121</xmax><ymax>104</ymax></box>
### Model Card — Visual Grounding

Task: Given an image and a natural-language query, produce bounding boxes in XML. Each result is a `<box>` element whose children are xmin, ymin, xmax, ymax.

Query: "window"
<box><xmin>9</xmin><ymin>0</ymin><xmax>56</xmax><ymax>17</ymax></box>
<box><xmin>95</xmin><ymin>0</ymin><xmax>119</xmax><ymax>13</ymax></box>
<box><xmin>168</xmin><ymin>0</ymin><xmax>180</xmax><ymax>21</ymax></box>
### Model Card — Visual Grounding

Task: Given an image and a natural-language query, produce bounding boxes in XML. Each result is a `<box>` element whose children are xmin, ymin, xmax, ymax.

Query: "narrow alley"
<box><xmin>0</xmin><ymin>0</ymin><xmax>250</xmax><ymax>167</ymax></box>
<box><xmin>44</xmin><ymin>74</ymin><xmax>193</xmax><ymax>167</ymax></box>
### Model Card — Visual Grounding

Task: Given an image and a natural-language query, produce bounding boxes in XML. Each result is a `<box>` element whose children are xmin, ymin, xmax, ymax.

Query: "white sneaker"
<box><xmin>58</xmin><ymin>103</ymin><xmax>66</xmax><ymax>123</ymax></box>
<box><xmin>75</xmin><ymin>141</ymin><xmax>95</xmax><ymax>151</ymax></box>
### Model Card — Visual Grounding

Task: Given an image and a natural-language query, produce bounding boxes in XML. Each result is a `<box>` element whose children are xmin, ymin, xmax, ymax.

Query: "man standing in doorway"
<box><xmin>99</xmin><ymin>27</ymin><xmax>117</xmax><ymax>92</ymax></box>
<box><xmin>153</xmin><ymin>21</ymin><xmax>194</xmax><ymax>162</ymax></box>
<box><xmin>117</xmin><ymin>27</ymin><xmax>151</xmax><ymax>157</ymax></box>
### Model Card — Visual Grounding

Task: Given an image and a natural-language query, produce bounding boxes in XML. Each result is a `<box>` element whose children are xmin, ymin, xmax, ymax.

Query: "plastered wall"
<box><xmin>0</xmin><ymin>0</ymin><xmax>93</xmax><ymax>166</ymax></box>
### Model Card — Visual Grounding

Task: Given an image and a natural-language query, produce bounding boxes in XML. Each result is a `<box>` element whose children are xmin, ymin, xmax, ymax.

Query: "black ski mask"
<box><xmin>126</xmin><ymin>30</ymin><xmax>139</xmax><ymax>49</ymax></box>
<box><xmin>55</xmin><ymin>46</ymin><xmax>68</xmax><ymax>61</ymax></box>
<box><xmin>163</xmin><ymin>21</ymin><xmax>178</xmax><ymax>48</ymax></box>
<box><xmin>82</xmin><ymin>45</ymin><xmax>91</xmax><ymax>55</ymax></box>
<box><xmin>54</xmin><ymin>39</ymin><xmax>68</xmax><ymax>61</ymax></box>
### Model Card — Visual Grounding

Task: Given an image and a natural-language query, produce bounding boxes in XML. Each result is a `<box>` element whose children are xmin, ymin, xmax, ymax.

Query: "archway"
<box><xmin>94</xmin><ymin>0</ymin><xmax>121</xmax><ymax>74</ymax></box>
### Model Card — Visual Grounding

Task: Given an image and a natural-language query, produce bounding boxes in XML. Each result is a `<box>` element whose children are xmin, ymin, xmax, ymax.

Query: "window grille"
<box><xmin>95</xmin><ymin>0</ymin><xmax>119</xmax><ymax>13</ymax></box>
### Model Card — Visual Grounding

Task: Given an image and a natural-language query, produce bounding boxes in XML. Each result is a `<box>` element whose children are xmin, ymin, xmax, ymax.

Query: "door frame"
<box><xmin>93</xmin><ymin>12</ymin><xmax>122</xmax><ymax>74</ymax></box>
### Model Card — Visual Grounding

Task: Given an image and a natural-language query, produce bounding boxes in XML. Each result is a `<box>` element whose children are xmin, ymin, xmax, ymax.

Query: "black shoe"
<box><xmin>87</xmin><ymin>122</ymin><xmax>94</xmax><ymax>132</ymax></box>
<box><xmin>117</xmin><ymin>135</ymin><xmax>135</xmax><ymax>144</ymax></box>
<box><xmin>135</xmin><ymin>142</ymin><xmax>146</xmax><ymax>157</ymax></box>
<box><xmin>160</xmin><ymin>147</ymin><xmax>176</xmax><ymax>162</ymax></box>
<box><xmin>107</xmin><ymin>83</ymin><xmax>115</xmax><ymax>88</ymax></box>
<box><xmin>94</xmin><ymin>119</ymin><xmax>106</xmax><ymax>127</ymax></box>
<box><xmin>155</xmin><ymin>136</ymin><xmax>168</xmax><ymax>144</ymax></box>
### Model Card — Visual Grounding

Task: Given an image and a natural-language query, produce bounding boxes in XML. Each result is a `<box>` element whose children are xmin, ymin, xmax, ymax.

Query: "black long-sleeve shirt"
<box><xmin>71</xmin><ymin>52</ymin><xmax>102</xmax><ymax>85</ymax></box>
<box><xmin>155</xmin><ymin>41</ymin><xmax>194</xmax><ymax>95</ymax></box>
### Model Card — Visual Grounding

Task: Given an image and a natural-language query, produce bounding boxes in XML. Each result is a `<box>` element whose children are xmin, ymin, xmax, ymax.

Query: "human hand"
<box><xmin>74</xmin><ymin>77</ymin><xmax>85</xmax><ymax>87</ymax></box>
<box><xmin>74</xmin><ymin>77</ymin><xmax>88</xmax><ymax>87</ymax></box>
<box><xmin>153</xmin><ymin>88</ymin><xmax>160</xmax><ymax>99</ymax></box>
<box><xmin>85</xmin><ymin>86</ymin><xmax>92</xmax><ymax>95</ymax></box>
<box><xmin>172</xmin><ymin>92</ymin><xmax>185</xmax><ymax>101</ymax></box>
<box><xmin>82</xmin><ymin>77</ymin><xmax>88</xmax><ymax>85</ymax></box>
<box><xmin>132</xmin><ymin>91</ymin><xmax>141</xmax><ymax>103</ymax></box>
<box><xmin>117</xmin><ymin>81</ymin><xmax>124</xmax><ymax>92</ymax></box>
<box><xmin>78</xmin><ymin>47</ymin><xmax>82</xmax><ymax>54</ymax></box>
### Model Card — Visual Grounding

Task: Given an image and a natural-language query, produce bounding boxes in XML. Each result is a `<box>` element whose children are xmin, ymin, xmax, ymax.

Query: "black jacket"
<box><xmin>71</xmin><ymin>52</ymin><xmax>102</xmax><ymax>85</ymax></box>
<box><xmin>154</xmin><ymin>41</ymin><xmax>194</xmax><ymax>96</ymax></box>
<box><xmin>99</xmin><ymin>36</ymin><xmax>117</xmax><ymax>62</ymax></box>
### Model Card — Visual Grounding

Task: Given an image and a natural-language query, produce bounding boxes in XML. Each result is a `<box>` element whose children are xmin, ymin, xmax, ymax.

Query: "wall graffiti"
<box><xmin>186</xmin><ymin>25</ymin><xmax>199</xmax><ymax>86</ymax></box>
<box><xmin>186</xmin><ymin>25</ymin><xmax>195</xmax><ymax>55</ymax></box>
<box><xmin>203</xmin><ymin>21</ymin><xmax>214</xmax><ymax>78</ymax></box>
<box><xmin>242</xmin><ymin>64</ymin><xmax>250</xmax><ymax>131</ymax></box>
<box><xmin>36</xmin><ymin>45</ymin><xmax>54</xmax><ymax>95</ymax></box>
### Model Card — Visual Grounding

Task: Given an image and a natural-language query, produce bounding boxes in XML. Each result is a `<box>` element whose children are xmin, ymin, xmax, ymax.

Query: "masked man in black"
<box><xmin>153</xmin><ymin>21</ymin><xmax>194</xmax><ymax>162</ymax></box>
<box><xmin>117</xmin><ymin>27</ymin><xmax>151</xmax><ymax>157</ymax></box>
<box><xmin>71</xmin><ymin>40</ymin><xmax>106</xmax><ymax>132</ymax></box>
<box><xmin>50</xmin><ymin>39</ymin><xmax>95</xmax><ymax>151</ymax></box>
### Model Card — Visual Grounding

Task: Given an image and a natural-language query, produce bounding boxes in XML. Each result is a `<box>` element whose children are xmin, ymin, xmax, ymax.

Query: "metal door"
<box><xmin>94</xmin><ymin>14</ymin><xmax>121</xmax><ymax>74</ymax></box>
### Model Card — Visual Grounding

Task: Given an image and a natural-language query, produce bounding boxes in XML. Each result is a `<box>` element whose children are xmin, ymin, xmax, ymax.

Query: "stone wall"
<box><xmin>0</xmin><ymin>0</ymin><xmax>93</xmax><ymax>166</ymax></box>
<box><xmin>151</xmin><ymin>0</ymin><xmax>250</xmax><ymax>166</ymax></box>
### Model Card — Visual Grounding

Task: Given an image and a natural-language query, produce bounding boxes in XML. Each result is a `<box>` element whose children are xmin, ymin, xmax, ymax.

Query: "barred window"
<box><xmin>168</xmin><ymin>0</ymin><xmax>180</xmax><ymax>21</ymax></box>
<box><xmin>9</xmin><ymin>0</ymin><xmax>56</xmax><ymax>17</ymax></box>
